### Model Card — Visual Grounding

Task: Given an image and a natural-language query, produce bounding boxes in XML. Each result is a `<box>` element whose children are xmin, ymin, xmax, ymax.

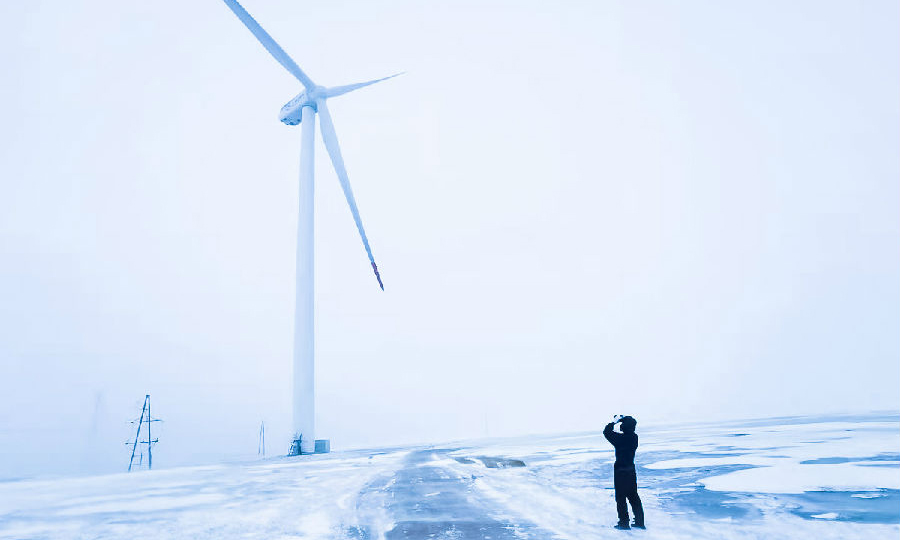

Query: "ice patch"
<box><xmin>699</xmin><ymin>462</ymin><xmax>899</xmax><ymax>494</ymax></box>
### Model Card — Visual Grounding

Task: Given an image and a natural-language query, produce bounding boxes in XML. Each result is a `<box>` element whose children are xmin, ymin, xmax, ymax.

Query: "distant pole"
<box><xmin>259</xmin><ymin>421</ymin><xmax>266</xmax><ymax>457</ymax></box>
<box><xmin>127</xmin><ymin>394</ymin><xmax>160</xmax><ymax>472</ymax></box>
<box><xmin>147</xmin><ymin>395</ymin><xmax>152</xmax><ymax>470</ymax></box>
<box><xmin>128</xmin><ymin>396</ymin><xmax>148</xmax><ymax>472</ymax></box>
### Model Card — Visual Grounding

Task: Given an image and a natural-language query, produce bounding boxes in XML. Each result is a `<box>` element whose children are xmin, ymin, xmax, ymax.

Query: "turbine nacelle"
<box><xmin>279</xmin><ymin>86</ymin><xmax>323</xmax><ymax>125</ymax></box>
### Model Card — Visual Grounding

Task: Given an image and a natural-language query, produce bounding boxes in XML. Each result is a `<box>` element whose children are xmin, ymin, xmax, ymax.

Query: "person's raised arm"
<box><xmin>604</xmin><ymin>422</ymin><xmax>622</xmax><ymax>446</ymax></box>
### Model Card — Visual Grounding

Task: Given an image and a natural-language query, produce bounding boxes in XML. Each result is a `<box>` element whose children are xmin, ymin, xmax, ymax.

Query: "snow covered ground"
<box><xmin>0</xmin><ymin>413</ymin><xmax>897</xmax><ymax>539</ymax></box>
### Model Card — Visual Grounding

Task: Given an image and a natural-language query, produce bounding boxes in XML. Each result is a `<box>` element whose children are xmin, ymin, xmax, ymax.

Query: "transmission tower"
<box><xmin>127</xmin><ymin>394</ymin><xmax>161</xmax><ymax>471</ymax></box>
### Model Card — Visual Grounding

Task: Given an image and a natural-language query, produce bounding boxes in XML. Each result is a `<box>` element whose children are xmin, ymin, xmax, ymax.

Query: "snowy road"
<box><xmin>0</xmin><ymin>414</ymin><xmax>897</xmax><ymax>539</ymax></box>
<box><xmin>354</xmin><ymin>449</ymin><xmax>546</xmax><ymax>539</ymax></box>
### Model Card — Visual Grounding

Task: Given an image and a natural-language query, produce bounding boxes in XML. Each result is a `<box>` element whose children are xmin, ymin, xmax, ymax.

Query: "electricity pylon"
<box><xmin>127</xmin><ymin>395</ymin><xmax>161</xmax><ymax>471</ymax></box>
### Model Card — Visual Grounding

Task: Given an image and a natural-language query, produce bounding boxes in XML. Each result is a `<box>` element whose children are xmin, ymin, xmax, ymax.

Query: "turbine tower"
<box><xmin>223</xmin><ymin>0</ymin><xmax>393</xmax><ymax>454</ymax></box>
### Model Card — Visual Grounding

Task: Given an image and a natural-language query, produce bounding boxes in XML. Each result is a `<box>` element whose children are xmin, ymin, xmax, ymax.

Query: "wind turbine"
<box><xmin>222</xmin><ymin>0</ymin><xmax>394</xmax><ymax>454</ymax></box>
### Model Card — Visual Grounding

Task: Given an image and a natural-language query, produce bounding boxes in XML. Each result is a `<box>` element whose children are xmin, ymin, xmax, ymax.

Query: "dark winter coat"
<box><xmin>603</xmin><ymin>422</ymin><xmax>638</xmax><ymax>470</ymax></box>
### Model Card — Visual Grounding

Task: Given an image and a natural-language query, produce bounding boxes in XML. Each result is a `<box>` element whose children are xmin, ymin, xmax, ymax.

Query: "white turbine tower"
<box><xmin>223</xmin><ymin>0</ymin><xmax>393</xmax><ymax>454</ymax></box>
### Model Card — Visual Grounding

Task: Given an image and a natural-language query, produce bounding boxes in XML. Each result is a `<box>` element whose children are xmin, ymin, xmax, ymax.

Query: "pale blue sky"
<box><xmin>0</xmin><ymin>0</ymin><xmax>897</xmax><ymax>477</ymax></box>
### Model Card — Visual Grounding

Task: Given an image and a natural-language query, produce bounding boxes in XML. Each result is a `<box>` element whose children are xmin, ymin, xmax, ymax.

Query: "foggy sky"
<box><xmin>1</xmin><ymin>0</ymin><xmax>897</xmax><ymax>478</ymax></box>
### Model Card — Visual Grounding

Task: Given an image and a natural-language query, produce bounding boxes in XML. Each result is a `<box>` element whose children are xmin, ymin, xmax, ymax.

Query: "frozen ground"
<box><xmin>0</xmin><ymin>413</ymin><xmax>897</xmax><ymax>539</ymax></box>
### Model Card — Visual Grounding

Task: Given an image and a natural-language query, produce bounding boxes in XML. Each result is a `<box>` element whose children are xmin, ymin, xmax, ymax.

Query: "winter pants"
<box><xmin>614</xmin><ymin>467</ymin><xmax>644</xmax><ymax>526</ymax></box>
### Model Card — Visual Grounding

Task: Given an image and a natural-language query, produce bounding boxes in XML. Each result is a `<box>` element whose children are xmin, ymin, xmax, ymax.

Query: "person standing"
<box><xmin>604</xmin><ymin>415</ymin><xmax>645</xmax><ymax>530</ymax></box>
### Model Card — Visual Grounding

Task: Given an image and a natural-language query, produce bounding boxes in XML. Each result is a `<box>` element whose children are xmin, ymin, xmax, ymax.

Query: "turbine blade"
<box><xmin>316</xmin><ymin>98</ymin><xmax>385</xmax><ymax>291</ymax></box>
<box><xmin>222</xmin><ymin>0</ymin><xmax>315</xmax><ymax>89</ymax></box>
<box><xmin>324</xmin><ymin>73</ymin><xmax>404</xmax><ymax>99</ymax></box>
